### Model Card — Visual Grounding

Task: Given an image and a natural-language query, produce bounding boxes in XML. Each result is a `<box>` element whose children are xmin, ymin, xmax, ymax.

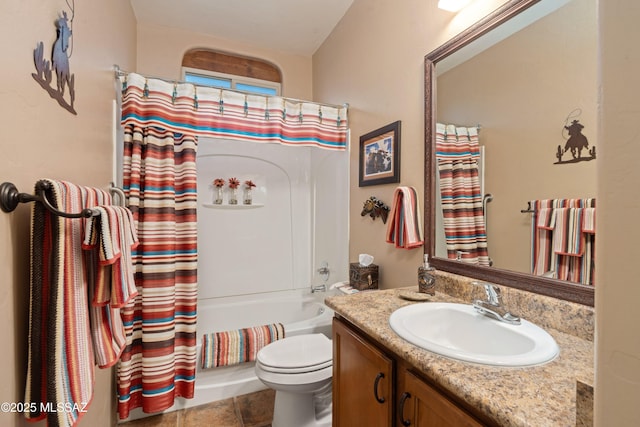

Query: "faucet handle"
<box><xmin>471</xmin><ymin>282</ymin><xmax>520</xmax><ymax>325</ymax></box>
<box><xmin>484</xmin><ymin>284</ymin><xmax>501</xmax><ymax>306</ymax></box>
<box><xmin>472</xmin><ymin>281</ymin><xmax>501</xmax><ymax>306</ymax></box>
<box><xmin>317</xmin><ymin>261</ymin><xmax>330</xmax><ymax>283</ymax></box>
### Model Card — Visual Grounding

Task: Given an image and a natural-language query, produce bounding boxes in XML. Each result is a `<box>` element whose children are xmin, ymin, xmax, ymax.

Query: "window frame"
<box><xmin>182</xmin><ymin>66</ymin><xmax>281</xmax><ymax>96</ymax></box>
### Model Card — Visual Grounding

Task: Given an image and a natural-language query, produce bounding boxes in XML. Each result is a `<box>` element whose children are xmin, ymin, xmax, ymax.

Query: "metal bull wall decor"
<box><xmin>360</xmin><ymin>196</ymin><xmax>390</xmax><ymax>224</ymax></box>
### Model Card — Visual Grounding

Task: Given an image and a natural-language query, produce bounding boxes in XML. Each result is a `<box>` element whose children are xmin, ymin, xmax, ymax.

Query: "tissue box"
<box><xmin>349</xmin><ymin>263</ymin><xmax>379</xmax><ymax>291</ymax></box>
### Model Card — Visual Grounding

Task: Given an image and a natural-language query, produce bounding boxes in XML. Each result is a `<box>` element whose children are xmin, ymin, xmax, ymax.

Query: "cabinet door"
<box><xmin>398</xmin><ymin>370</ymin><xmax>484</xmax><ymax>427</ymax></box>
<box><xmin>333</xmin><ymin>317</ymin><xmax>394</xmax><ymax>427</ymax></box>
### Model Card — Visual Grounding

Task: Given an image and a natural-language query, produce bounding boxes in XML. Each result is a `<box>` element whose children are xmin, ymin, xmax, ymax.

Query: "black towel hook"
<box><xmin>0</xmin><ymin>181</ymin><xmax>99</xmax><ymax>218</ymax></box>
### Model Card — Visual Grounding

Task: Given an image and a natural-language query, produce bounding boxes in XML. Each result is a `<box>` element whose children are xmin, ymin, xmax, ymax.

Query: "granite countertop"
<box><xmin>325</xmin><ymin>288</ymin><xmax>594</xmax><ymax>427</ymax></box>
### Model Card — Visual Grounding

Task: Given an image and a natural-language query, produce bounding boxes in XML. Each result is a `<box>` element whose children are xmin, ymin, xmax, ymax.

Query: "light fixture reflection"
<box><xmin>438</xmin><ymin>0</ymin><xmax>473</xmax><ymax>12</ymax></box>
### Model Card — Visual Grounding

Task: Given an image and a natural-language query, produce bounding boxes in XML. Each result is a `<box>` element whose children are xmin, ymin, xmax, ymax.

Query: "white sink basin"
<box><xmin>389</xmin><ymin>302</ymin><xmax>559</xmax><ymax>367</ymax></box>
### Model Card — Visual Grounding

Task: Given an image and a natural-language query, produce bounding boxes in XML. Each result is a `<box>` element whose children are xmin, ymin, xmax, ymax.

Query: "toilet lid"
<box><xmin>257</xmin><ymin>333</ymin><xmax>332</xmax><ymax>371</ymax></box>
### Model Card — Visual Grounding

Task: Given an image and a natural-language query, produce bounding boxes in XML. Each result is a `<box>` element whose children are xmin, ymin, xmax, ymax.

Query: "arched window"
<box><xmin>182</xmin><ymin>49</ymin><xmax>282</xmax><ymax>95</ymax></box>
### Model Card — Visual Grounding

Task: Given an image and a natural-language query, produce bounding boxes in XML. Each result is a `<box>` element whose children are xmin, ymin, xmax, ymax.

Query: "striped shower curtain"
<box><xmin>117</xmin><ymin>125</ymin><xmax>198</xmax><ymax>418</ymax></box>
<box><xmin>119</xmin><ymin>73</ymin><xmax>348</xmax><ymax>151</ymax></box>
<box><xmin>115</xmin><ymin>73</ymin><xmax>346</xmax><ymax>418</ymax></box>
<box><xmin>435</xmin><ymin>123</ymin><xmax>490</xmax><ymax>266</ymax></box>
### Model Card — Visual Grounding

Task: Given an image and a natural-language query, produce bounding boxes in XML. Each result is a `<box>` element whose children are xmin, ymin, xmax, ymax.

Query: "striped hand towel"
<box><xmin>582</xmin><ymin>207</ymin><xmax>596</xmax><ymax>234</ymax></box>
<box><xmin>581</xmin><ymin>207</ymin><xmax>596</xmax><ymax>285</ymax></box>
<box><xmin>385</xmin><ymin>186</ymin><xmax>423</xmax><ymax>249</ymax></box>
<box><xmin>83</xmin><ymin>205</ymin><xmax>139</xmax><ymax>368</ymax></box>
<box><xmin>553</xmin><ymin>208</ymin><xmax>584</xmax><ymax>256</ymax></box>
<box><xmin>83</xmin><ymin>205</ymin><xmax>139</xmax><ymax>308</ymax></box>
<box><xmin>201</xmin><ymin>323</ymin><xmax>285</xmax><ymax>369</ymax></box>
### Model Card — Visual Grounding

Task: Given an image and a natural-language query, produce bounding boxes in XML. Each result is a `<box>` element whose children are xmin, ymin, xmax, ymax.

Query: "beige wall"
<box><xmin>437</xmin><ymin>0</ymin><xmax>597</xmax><ymax>273</ymax></box>
<box><xmin>136</xmin><ymin>23</ymin><xmax>313</xmax><ymax>100</ymax></box>
<box><xmin>313</xmin><ymin>0</ymin><xmax>505</xmax><ymax>288</ymax></box>
<box><xmin>0</xmin><ymin>0</ymin><xmax>637</xmax><ymax>424</ymax></box>
<box><xmin>596</xmin><ymin>1</ymin><xmax>640</xmax><ymax>425</ymax></box>
<box><xmin>0</xmin><ymin>1</ymin><xmax>136</xmax><ymax>426</ymax></box>
<box><xmin>315</xmin><ymin>0</ymin><xmax>640</xmax><ymax>423</ymax></box>
<box><xmin>0</xmin><ymin>8</ymin><xmax>310</xmax><ymax>426</ymax></box>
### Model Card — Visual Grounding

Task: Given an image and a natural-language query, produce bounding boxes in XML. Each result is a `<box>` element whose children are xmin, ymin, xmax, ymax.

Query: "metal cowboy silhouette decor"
<box><xmin>32</xmin><ymin>8</ymin><xmax>76</xmax><ymax>115</ymax></box>
<box><xmin>555</xmin><ymin>119</ymin><xmax>596</xmax><ymax>164</ymax></box>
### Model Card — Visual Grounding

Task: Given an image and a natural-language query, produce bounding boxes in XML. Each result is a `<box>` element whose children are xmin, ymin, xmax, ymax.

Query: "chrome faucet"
<box><xmin>472</xmin><ymin>282</ymin><xmax>521</xmax><ymax>325</ymax></box>
<box><xmin>312</xmin><ymin>261</ymin><xmax>330</xmax><ymax>293</ymax></box>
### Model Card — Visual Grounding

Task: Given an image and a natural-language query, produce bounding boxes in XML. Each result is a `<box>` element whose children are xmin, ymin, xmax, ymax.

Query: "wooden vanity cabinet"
<box><xmin>332</xmin><ymin>317</ymin><xmax>394</xmax><ymax>426</ymax></box>
<box><xmin>333</xmin><ymin>316</ymin><xmax>490</xmax><ymax>427</ymax></box>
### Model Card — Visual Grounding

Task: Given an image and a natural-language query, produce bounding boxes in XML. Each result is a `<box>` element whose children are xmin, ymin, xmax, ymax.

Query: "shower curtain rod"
<box><xmin>113</xmin><ymin>65</ymin><xmax>349</xmax><ymax>112</ymax></box>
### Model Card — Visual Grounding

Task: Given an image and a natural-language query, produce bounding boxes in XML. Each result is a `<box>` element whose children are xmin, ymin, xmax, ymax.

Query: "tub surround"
<box><xmin>325</xmin><ymin>271</ymin><xmax>594</xmax><ymax>427</ymax></box>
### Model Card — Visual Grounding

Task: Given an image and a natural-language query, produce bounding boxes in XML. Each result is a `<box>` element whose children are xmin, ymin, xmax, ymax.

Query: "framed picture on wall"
<box><xmin>359</xmin><ymin>120</ymin><xmax>401</xmax><ymax>187</ymax></box>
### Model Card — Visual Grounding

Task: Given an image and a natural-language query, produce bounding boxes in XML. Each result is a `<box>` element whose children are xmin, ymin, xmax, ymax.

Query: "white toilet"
<box><xmin>255</xmin><ymin>333</ymin><xmax>333</xmax><ymax>427</ymax></box>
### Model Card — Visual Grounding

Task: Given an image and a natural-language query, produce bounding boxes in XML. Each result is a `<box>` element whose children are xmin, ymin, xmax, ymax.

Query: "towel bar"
<box><xmin>521</xmin><ymin>201</ymin><xmax>534</xmax><ymax>213</ymax></box>
<box><xmin>0</xmin><ymin>181</ymin><xmax>100</xmax><ymax>218</ymax></box>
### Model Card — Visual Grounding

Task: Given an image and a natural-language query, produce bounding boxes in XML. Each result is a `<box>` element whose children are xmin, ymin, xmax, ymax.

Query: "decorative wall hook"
<box><xmin>360</xmin><ymin>196</ymin><xmax>390</xmax><ymax>224</ymax></box>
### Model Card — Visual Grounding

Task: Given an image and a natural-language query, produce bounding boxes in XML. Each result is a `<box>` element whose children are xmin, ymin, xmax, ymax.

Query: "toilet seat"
<box><xmin>257</xmin><ymin>333</ymin><xmax>332</xmax><ymax>374</ymax></box>
<box><xmin>258</xmin><ymin>359</ymin><xmax>332</xmax><ymax>374</ymax></box>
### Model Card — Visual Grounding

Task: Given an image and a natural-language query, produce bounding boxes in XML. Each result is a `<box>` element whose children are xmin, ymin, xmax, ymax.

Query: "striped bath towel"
<box><xmin>25</xmin><ymin>180</ymin><xmax>111</xmax><ymax>427</ymax></box>
<box><xmin>201</xmin><ymin>323</ymin><xmax>285</xmax><ymax>369</ymax></box>
<box><xmin>385</xmin><ymin>186</ymin><xmax>423</xmax><ymax>249</ymax></box>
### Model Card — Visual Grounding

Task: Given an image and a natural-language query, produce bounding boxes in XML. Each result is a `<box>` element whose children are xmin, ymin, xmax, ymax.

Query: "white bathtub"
<box><xmin>121</xmin><ymin>289</ymin><xmax>334</xmax><ymax>422</ymax></box>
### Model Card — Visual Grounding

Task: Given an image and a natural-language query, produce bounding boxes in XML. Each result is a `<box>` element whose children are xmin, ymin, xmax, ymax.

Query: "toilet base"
<box><xmin>272</xmin><ymin>389</ymin><xmax>332</xmax><ymax>427</ymax></box>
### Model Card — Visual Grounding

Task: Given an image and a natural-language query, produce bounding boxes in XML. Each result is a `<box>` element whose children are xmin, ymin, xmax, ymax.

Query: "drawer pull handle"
<box><xmin>399</xmin><ymin>392</ymin><xmax>412</xmax><ymax>426</ymax></box>
<box><xmin>373</xmin><ymin>372</ymin><xmax>385</xmax><ymax>403</ymax></box>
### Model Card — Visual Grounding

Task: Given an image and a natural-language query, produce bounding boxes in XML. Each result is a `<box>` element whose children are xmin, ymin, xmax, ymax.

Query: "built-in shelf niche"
<box><xmin>202</xmin><ymin>203</ymin><xmax>264</xmax><ymax>210</ymax></box>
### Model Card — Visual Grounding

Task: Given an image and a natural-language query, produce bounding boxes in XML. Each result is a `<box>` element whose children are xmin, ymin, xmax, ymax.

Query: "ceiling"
<box><xmin>130</xmin><ymin>0</ymin><xmax>355</xmax><ymax>56</ymax></box>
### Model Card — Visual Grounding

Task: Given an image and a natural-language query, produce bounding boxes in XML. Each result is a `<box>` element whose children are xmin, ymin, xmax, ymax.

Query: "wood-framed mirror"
<box><xmin>424</xmin><ymin>0</ymin><xmax>595</xmax><ymax>306</ymax></box>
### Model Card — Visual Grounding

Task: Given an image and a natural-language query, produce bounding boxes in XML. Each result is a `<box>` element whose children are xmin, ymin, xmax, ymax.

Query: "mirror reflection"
<box><xmin>433</xmin><ymin>0</ymin><xmax>596</xmax><ymax>285</ymax></box>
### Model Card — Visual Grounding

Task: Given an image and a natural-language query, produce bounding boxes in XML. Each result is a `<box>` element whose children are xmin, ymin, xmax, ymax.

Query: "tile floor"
<box><xmin>120</xmin><ymin>389</ymin><xmax>275</xmax><ymax>427</ymax></box>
